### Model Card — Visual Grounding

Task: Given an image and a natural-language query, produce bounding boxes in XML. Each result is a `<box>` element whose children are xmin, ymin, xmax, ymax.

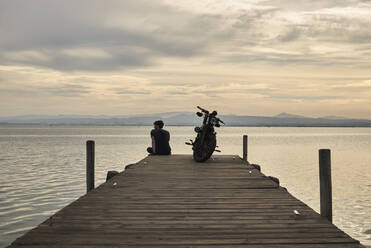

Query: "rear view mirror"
<box><xmin>196</xmin><ymin>112</ymin><xmax>203</xmax><ymax>117</ymax></box>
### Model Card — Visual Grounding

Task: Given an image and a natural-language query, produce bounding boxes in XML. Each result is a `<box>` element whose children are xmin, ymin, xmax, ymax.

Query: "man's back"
<box><xmin>150</xmin><ymin>128</ymin><xmax>171</xmax><ymax>155</ymax></box>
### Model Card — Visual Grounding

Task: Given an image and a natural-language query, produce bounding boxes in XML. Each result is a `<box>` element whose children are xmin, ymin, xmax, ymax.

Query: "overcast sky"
<box><xmin>0</xmin><ymin>0</ymin><xmax>370</xmax><ymax>118</ymax></box>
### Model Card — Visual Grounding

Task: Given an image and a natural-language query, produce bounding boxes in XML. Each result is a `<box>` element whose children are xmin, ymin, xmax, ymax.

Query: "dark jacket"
<box><xmin>151</xmin><ymin>129</ymin><xmax>171</xmax><ymax>155</ymax></box>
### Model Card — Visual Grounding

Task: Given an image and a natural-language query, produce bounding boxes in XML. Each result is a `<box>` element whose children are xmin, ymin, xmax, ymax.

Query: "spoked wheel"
<box><xmin>193</xmin><ymin>133</ymin><xmax>216</xmax><ymax>162</ymax></box>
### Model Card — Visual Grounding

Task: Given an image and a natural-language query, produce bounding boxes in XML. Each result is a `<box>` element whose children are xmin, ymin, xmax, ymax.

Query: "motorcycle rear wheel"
<box><xmin>193</xmin><ymin>133</ymin><xmax>216</xmax><ymax>162</ymax></box>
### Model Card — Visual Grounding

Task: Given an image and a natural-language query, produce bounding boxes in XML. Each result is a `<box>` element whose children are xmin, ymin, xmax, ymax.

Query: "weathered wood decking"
<box><xmin>8</xmin><ymin>155</ymin><xmax>364</xmax><ymax>248</ymax></box>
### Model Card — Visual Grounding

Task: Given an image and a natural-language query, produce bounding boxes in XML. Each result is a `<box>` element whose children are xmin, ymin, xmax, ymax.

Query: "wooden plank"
<box><xmin>8</xmin><ymin>245</ymin><xmax>366</xmax><ymax>248</ymax></box>
<box><xmin>7</xmin><ymin>155</ymin><xmax>365</xmax><ymax>248</ymax></box>
<box><xmin>8</xmin><ymin>244</ymin><xmax>366</xmax><ymax>248</ymax></box>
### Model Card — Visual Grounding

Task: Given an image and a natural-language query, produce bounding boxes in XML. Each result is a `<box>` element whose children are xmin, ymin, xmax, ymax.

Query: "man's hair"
<box><xmin>154</xmin><ymin>120</ymin><xmax>164</xmax><ymax>128</ymax></box>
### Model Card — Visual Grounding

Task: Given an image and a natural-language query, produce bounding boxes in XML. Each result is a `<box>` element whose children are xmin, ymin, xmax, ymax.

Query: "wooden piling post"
<box><xmin>319</xmin><ymin>149</ymin><xmax>332</xmax><ymax>222</ymax></box>
<box><xmin>243</xmin><ymin>135</ymin><xmax>248</xmax><ymax>161</ymax></box>
<box><xmin>86</xmin><ymin>140</ymin><xmax>95</xmax><ymax>193</ymax></box>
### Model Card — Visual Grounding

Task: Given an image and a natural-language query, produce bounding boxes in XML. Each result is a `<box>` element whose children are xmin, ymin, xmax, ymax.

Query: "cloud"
<box><xmin>0</xmin><ymin>82</ymin><xmax>91</xmax><ymax>98</ymax></box>
<box><xmin>0</xmin><ymin>0</ymin><xmax>231</xmax><ymax>71</ymax></box>
<box><xmin>3</xmin><ymin>50</ymin><xmax>51</xmax><ymax>63</ymax></box>
<box><xmin>267</xmin><ymin>93</ymin><xmax>341</xmax><ymax>100</ymax></box>
<box><xmin>167</xmin><ymin>91</ymin><xmax>189</xmax><ymax>95</ymax></box>
<box><xmin>0</xmin><ymin>0</ymin><xmax>371</xmax><ymax>117</ymax></box>
<box><xmin>277</xmin><ymin>28</ymin><xmax>302</xmax><ymax>42</ymax></box>
<box><xmin>113</xmin><ymin>88</ymin><xmax>151</xmax><ymax>95</ymax></box>
<box><xmin>43</xmin><ymin>84</ymin><xmax>91</xmax><ymax>97</ymax></box>
<box><xmin>1</xmin><ymin>0</ymin><xmax>371</xmax><ymax>71</ymax></box>
<box><xmin>331</xmin><ymin>80</ymin><xmax>371</xmax><ymax>92</ymax></box>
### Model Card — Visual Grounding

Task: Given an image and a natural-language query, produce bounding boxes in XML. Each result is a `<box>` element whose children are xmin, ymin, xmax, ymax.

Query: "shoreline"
<box><xmin>1</xmin><ymin>123</ymin><xmax>371</xmax><ymax>128</ymax></box>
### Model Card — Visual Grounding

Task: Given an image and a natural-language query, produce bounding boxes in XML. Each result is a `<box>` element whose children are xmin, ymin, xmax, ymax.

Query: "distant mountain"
<box><xmin>275</xmin><ymin>112</ymin><xmax>308</xmax><ymax>119</ymax></box>
<box><xmin>1</xmin><ymin>112</ymin><xmax>371</xmax><ymax>127</ymax></box>
<box><xmin>321</xmin><ymin>115</ymin><xmax>348</xmax><ymax>120</ymax></box>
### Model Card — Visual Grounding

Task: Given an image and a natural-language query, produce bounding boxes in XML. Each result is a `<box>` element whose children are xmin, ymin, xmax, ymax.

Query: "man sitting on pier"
<box><xmin>147</xmin><ymin>120</ymin><xmax>171</xmax><ymax>155</ymax></box>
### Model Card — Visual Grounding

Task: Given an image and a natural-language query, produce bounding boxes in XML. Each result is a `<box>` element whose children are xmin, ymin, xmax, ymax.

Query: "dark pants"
<box><xmin>147</xmin><ymin>147</ymin><xmax>171</xmax><ymax>155</ymax></box>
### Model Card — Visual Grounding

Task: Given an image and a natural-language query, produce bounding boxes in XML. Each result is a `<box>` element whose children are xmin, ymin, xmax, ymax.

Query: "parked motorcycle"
<box><xmin>186</xmin><ymin>106</ymin><xmax>225</xmax><ymax>162</ymax></box>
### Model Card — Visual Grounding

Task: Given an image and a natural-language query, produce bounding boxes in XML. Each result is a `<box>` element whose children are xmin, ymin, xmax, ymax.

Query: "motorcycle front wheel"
<box><xmin>193</xmin><ymin>132</ymin><xmax>217</xmax><ymax>162</ymax></box>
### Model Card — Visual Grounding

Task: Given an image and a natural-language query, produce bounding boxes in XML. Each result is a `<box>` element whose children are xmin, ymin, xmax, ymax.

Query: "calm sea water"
<box><xmin>0</xmin><ymin>125</ymin><xmax>370</xmax><ymax>247</ymax></box>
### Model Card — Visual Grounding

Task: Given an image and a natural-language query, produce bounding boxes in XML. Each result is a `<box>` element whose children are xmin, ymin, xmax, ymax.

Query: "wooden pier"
<box><xmin>8</xmin><ymin>155</ymin><xmax>364</xmax><ymax>247</ymax></box>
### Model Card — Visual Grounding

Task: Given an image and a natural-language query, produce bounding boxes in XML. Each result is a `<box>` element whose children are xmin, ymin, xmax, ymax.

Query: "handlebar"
<box><xmin>197</xmin><ymin>106</ymin><xmax>225</xmax><ymax>124</ymax></box>
<box><xmin>197</xmin><ymin>106</ymin><xmax>209</xmax><ymax>113</ymax></box>
<box><xmin>217</xmin><ymin>118</ymin><xmax>225</xmax><ymax>124</ymax></box>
